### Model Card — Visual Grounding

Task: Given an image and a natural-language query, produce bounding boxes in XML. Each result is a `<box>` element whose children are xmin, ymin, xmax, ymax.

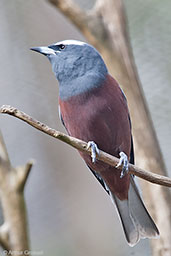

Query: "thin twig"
<box><xmin>1</xmin><ymin>105</ymin><xmax>171</xmax><ymax>187</ymax></box>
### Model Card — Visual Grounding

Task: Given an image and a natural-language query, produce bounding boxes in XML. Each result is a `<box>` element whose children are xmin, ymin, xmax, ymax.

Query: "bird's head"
<box><xmin>31</xmin><ymin>40</ymin><xmax>108</xmax><ymax>99</ymax></box>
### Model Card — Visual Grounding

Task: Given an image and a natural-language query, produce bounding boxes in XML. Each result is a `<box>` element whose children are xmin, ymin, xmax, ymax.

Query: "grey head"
<box><xmin>31</xmin><ymin>40</ymin><xmax>108</xmax><ymax>100</ymax></box>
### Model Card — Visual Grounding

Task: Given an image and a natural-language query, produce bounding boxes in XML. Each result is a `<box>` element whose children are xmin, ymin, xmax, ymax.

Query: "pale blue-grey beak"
<box><xmin>30</xmin><ymin>46</ymin><xmax>56</xmax><ymax>56</ymax></box>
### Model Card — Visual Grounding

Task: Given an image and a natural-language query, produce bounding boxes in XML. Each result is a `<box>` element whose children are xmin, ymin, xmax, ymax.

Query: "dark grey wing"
<box><xmin>120</xmin><ymin>87</ymin><xmax>127</xmax><ymax>102</ymax></box>
<box><xmin>88</xmin><ymin>166</ymin><xmax>110</xmax><ymax>195</ymax></box>
<box><xmin>130</xmin><ymin>135</ymin><xmax>134</xmax><ymax>165</ymax></box>
<box><xmin>59</xmin><ymin>105</ymin><xmax>66</xmax><ymax>127</ymax></box>
<box><xmin>128</xmin><ymin>113</ymin><xmax>134</xmax><ymax>165</ymax></box>
<box><xmin>120</xmin><ymin>87</ymin><xmax>134</xmax><ymax>165</ymax></box>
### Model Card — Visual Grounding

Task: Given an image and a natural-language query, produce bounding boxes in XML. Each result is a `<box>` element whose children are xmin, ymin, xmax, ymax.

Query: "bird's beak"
<box><xmin>30</xmin><ymin>46</ymin><xmax>56</xmax><ymax>56</ymax></box>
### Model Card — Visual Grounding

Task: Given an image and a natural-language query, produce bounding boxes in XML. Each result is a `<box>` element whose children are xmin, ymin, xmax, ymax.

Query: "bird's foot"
<box><xmin>116</xmin><ymin>152</ymin><xmax>129</xmax><ymax>178</ymax></box>
<box><xmin>87</xmin><ymin>141</ymin><xmax>99</xmax><ymax>163</ymax></box>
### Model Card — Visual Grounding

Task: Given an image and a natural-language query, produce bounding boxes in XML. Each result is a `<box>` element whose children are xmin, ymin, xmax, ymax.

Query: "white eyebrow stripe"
<box><xmin>55</xmin><ymin>40</ymin><xmax>86</xmax><ymax>46</ymax></box>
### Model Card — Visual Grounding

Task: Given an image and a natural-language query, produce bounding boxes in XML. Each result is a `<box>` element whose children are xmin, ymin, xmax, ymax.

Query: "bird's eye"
<box><xmin>58</xmin><ymin>44</ymin><xmax>65</xmax><ymax>50</ymax></box>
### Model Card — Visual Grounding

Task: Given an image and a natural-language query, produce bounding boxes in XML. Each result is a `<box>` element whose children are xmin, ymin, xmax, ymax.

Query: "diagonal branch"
<box><xmin>1</xmin><ymin>105</ymin><xmax>171</xmax><ymax>188</ymax></box>
<box><xmin>48</xmin><ymin>0</ymin><xmax>86</xmax><ymax>29</ymax></box>
<box><xmin>48</xmin><ymin>0</ymin><xmax>98</xmax><ymax>44</ymax></box>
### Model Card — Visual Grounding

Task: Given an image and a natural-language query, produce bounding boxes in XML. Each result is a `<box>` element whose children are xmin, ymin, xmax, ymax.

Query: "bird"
<box><xmin>31</xmin><ymin>39</ymin><xmax>159</xmax><ymax>246</ymax></box>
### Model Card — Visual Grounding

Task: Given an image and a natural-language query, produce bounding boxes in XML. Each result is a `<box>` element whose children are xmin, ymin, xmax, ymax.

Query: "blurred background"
<box><xmin>0</xmin><ymin>0</ymin><xmax>171</xmax><ymax>255</ymax></box>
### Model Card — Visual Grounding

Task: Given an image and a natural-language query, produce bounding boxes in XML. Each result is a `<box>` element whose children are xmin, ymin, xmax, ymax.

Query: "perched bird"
<box><xmin>31</xmin><ymin>40</ymin><xmax>159</xmax><ymax>246</ymax></box>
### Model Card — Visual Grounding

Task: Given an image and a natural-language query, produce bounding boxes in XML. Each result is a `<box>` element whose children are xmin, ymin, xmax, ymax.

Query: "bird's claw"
<box><xmin>87</xmin><ymin>141</ymin><xmax>99</xmax><ymax>163</ymax></box>
<box><xmin>116</xmin><ymin>152</ymin><xmax>129</xmax><ymax>178</ymax></box>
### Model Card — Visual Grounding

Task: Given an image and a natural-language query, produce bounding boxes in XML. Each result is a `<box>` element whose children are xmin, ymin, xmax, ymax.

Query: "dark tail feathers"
<box><xmin>111</xmin><ymin>175</ymin><xmax>159</xmax><ymax>246</ymax></box>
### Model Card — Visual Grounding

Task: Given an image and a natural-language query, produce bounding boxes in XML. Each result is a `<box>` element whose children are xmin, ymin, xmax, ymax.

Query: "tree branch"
<box><xmin>0</xmin><ymin>223</ymin><xmax>10</xmax><ymax>251</ymax></box>
<box><xmin>48</xmin><ymin>0</ymin><xmax>86</xmax><ymax>28</ymax></box>
<box><xmin>16</xmin><ymin>161</ymin><xmax>34</xmax><ymax>192</ymax></box>
<box><xmin>0</xmin><ymin>130</ymin><xmax>32</xmax><ymax>254</ymax></box>
<box><xmin>48</xmin><ymin>0</ymin><xmax>99</xmax><ymax>45</ymax></box>
<box><xmin>1</xmin><ymin>105</ymin><xmax>171</xmax><ymax>188</ymax></box>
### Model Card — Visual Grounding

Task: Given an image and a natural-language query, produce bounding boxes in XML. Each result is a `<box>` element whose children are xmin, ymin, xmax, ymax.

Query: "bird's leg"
<box><xmin>116</xmin><ymin>152</ymin><xmax>129</xmax><ymax>178</ymax></box>
<box><xmin>87</xmin><ymin>141</ymin><xmax>100</xmax><ymax>163</ymax></box>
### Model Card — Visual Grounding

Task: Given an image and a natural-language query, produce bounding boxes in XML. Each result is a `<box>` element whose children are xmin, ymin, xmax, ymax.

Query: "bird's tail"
<box><xmin>111</xmin><ymin>175</ymin><xmax>159</xmax><ymax>246</ymax></box>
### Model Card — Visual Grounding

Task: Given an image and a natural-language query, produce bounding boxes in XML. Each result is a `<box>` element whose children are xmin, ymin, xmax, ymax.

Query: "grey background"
<box><xmin>0</xmin><ymin>0</ymin><xmax>170</xmax><ymax>255</ymax></box>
